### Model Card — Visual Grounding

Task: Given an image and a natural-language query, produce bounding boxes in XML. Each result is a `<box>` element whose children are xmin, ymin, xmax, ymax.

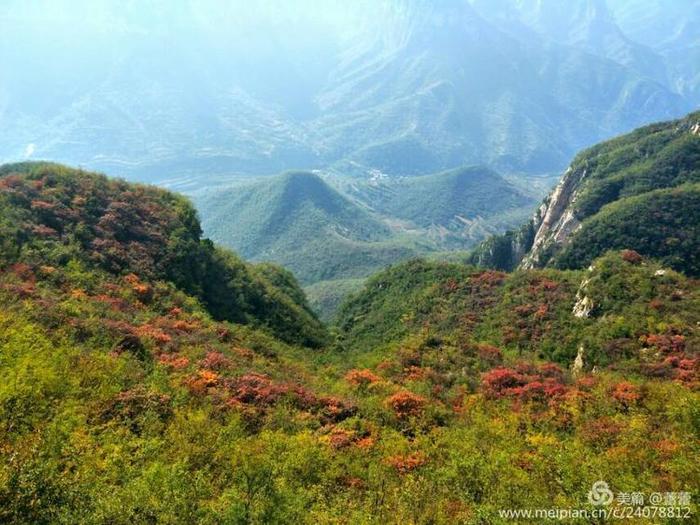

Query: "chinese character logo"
<box><xmin>588</xmin><ymin>481</ymin><xmax>614</xmax><ymax>506</ymax></box>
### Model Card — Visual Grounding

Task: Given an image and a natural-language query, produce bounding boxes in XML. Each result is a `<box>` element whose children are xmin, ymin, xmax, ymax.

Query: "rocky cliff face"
<box><xmin>520</xmin><ymin>114</ymin><xmax>700</xmax><ymax>269</ymax></box>
<box><xmin>469</xmin><ymin>110</ymin><xmax>700</xmax><ymax>273</ymax></box>
<box><xmin>519</xmin><ymin>166</ymin><xmax>588</xmax><ymax>269</ymax></box>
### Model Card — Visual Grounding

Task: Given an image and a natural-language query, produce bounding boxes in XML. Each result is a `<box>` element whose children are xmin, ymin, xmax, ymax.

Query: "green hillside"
<box><xmin>556</xmin><ymin>183</ymin><xmax>700</xmax><ymax>275</ymax></box>
<box><xmin>198</xmin><ymin>171</ymin><xmax>392</xmax><ymax>256</ymax></box>
<box><xmin>342</xmin><ymin>166</ymin><xmax>536</xmax><ymax>249</ymax></box>
<box><xmin>1</xmin><ymin>162</ymin><xmax>699</xmax><ymax>523</ymax></box>
<box><xmin>195</xmin><ymin>171</ymin><xmax>424</xmax><ymax>286</ymax></box>
<box><xmin>196</xmin><ymin>167</ymin><xmax>536</xmax><ymax>318</ymax></box>
<box><xmin>468</xmin><ymin>110</ymin><xmax>700</xmax><ymax>275</ymax></box>
<box><xmin>0</xmin><ymin>162</ymin><xmax>326</xmax><ymax>347</ymax></box>
<box><xmin>335</xmin><ymin>252</ymin><xmax>700</xmax><ymax>367</ymax></box>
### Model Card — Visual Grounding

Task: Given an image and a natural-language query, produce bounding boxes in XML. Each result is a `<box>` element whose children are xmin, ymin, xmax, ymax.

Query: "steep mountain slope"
<box><xmin>468</xmin><ymin>110</ymin><xmax>700</xmax><ymax>275</ymax></box>
<box><xmin>470</xmin><ymin>0</ymin><xmax>667</xmax><ymax>85</ymax></box>
<box><xmin>2</xmin><ymin>162</ymin><xmax>700</xmax><ymax>523</ymax></box>
<box><xmin>316</xmin><ymin>0</ymin><xmax>688</xmax><ymax>176</ymax></box>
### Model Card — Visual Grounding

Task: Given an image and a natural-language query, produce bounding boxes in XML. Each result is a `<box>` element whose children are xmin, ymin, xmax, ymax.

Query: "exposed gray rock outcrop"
<box><xmin>571</xmin><ymin>345</ymin><xmax>585</xmax><ymax>378</ymax></box>
<box><xmin>520</xmin><ymin>166</ymin><xmax>587</xmax><ymax>269</ymax></box>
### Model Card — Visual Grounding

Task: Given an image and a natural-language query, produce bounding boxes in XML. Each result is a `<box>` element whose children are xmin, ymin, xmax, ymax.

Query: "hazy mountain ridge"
<box><xmin>340</xmin><ymin>166</ymin><xmax>535</xmax><ymax>247</ymax></box>
<box><xmin>1</xmin><ymin>0</ymin><xmax>697</xmax><ymax>184</ymax></box>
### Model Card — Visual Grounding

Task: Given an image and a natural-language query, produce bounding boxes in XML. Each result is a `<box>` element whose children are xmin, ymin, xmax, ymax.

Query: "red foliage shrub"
<box><xmin>199</xmin><ymin>351</ymin><xmax>232</xmax><ymax>371</ymax></box>
<box><xmin>386</xmin><ymin>452</ymin><xmax>427</xmax><ymax>474</ymax></box>
<box><xmin>223</xmin><ymin>373</ymin><xmax>357</xmax><ymax>423</ymax></box>
<box><xmin>185</xmin><ymin>370</ymin><xmax>220</xmax><ymax>395</ymax></box>
<box><xmin>355</xmin><ymin>436</ymin><xmax>376</xmax><ymax>449</ymax></box>
<box><xmin>171</xmin><ymin>319</ymin><xmax>199</xmax><ymax>332</ymax></box>
<box><xmin>514</xmin><ymin>304</ymin><xmax>534</xmax><ymax>317</ymax></box>
<box><xmin>444</xmin><ymin>278</ymin><xmax>460</xmax><ymax>293</ymax></box>
<box><xmin>648</xmin><ymin>298</ymin><xmax>664</xmax><ymax>310</ymax></box>
<box><xmin>534</xmin><ymin>304</ymin><xmax>549</xmax><ymax>319</ymax></box>
<box><xmin>576</xmin><ymin>375</ymin><xmax>598</xmax><ymax>390</ymax></box>
<box><xmin>580</xmin><ymin>417</ymin><xmax>622</xmax><ymax>447</ymax></box>
<box><xmin>342</xmin><ymin>477</ymin><xmax>365</xmax><ymax>489</ymax></box>
<box><xmin>345</xmin><ymin>368</ymin><xmax>382</xmax><ymax>387</ymax></box>
<box><xmin>0</xmin><ymin>174</ymin><xmax>24</xmax><ymax>189</ymax></box>
<box><xmin>216</xmin><ymin>326</ymin><xmax>233</xmax><ymax>342</ymax></box>
<box><xmin>507</xmin><ymin>379</ymin><xmax>567</xmax><ymax>402</ymax></box>
<box><xmin>124</xmin><ymin>273</ymin><xmax>153</xmax><ymax>302</ymax></box>
<box><xmin>620</xmin><ymin>249</ymin><xmax>643</xmax><ymax>264</ymax></box>
<box><xmin>31</xmin><ymin>224</ymin><xmax>58</xmax><ymax>237</ymax></box>
<box><xmin>10</xmin><ymin>263</ymin><xmax>34</xmax><ymax>280</ymax></box>
<box><xmin>387</xmin><ymin>391</ymin><xmax>427</xmax><ymax>418</ymax></box>
<box><xmin>96</xmin><ymin>386</ymin><xmax>172</xmax><ymax>431</ymax></box>
<box><xmin>642</xmin><ymin>334</ymin><xmax>686</xmax><ymax>354</ymax></box>
<box><xmin>7</xmin><ymin>282</ymin><xmax>36</xmax><ymax>298</ymax></box>
<box><xmin>94</xmin><ymin>294</ymin><xmax>131</xmax><ymax>312</ymax></box>
<box><xmin>398</xmin><ymin>350</ymin><xmax>421</xmax><ymax>368</ymax></box>
<box><xmin>538</xmin><ymin>362</ymin><xmax>565</xmax><ymax>380</ymax></box>
<box><xmin>470</xmin><ymin>270</ymin><xmax>506</xmax><ymax>287</ymax></box>
<box><xmin>318</xmin><ymin>396</ymin><xmax>357</xmax><ymax>423</ymax></box>
<box><xmin>376</xmin><ymin>360</ymin><xmax>396</xmax><ymax>373</ymax></box>
<box><xmin>611</xmin><ymin>381</ymin><xmax>641</xmax><ymax>407</ymax></box>
<box><xmin>482</xmin><ymin>363</ymin><xmax>568</xmax><ymax>401</ymax></box>
<box><xmin>158</xmin><ymin>354</ymin><xmax>190</xmax><ymax>370</ymax></box>
<box><xmin>232</xmin><ymin>346</ymin><xmax>255</xmax><ymax>359</ymax></box>
<box><xmin>679</xmin><ymin>358</ymin><xmax>698</xmax><ymax>371</ymax></box>
<box><xmin>654</xmin><ymin>439</ymin><xmax>680</xmax><ymax>458</ymax></box>
<box><xmin>327</xmin><ymin>428</ymin><xmax>355</xmax><ymax>449</ymax></box>
<box><xmin>482</xmin><ymin>368</ymin><xmax>527</xmax><ymax>398</ymax></box>
<box><xmin>226</xmin><ymin>373</ymin><xmax>280</xmax><ymax>405</ymax></box>
<box><xmin>476</xmin><ymin>344</ymin><xmax>502</xmax><ymax>365</ymax></box>
<box><xmin>404</xmin><ymin>366</ymin><xmax>429</xmax><ymax>381</ymax></box>
<box><xmin>135</xmin><ymin>324</ymin><xmax>172</xmax><ymax>346</ymax></box>
<box><xmin>539</xmin><ymin>279</ymin><xmax>559</xmax><ymax>291</ymax></box>
<box><xmin>30</xmin><ymin>199</ymin><xmax>57</xmax><ymax>211</ymax></box>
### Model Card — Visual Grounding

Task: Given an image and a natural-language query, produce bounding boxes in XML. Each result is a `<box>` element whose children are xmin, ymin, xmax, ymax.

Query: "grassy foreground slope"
<box><xmin>1</xmin><ymin>163</ymin><xmax>699</xmax><ymax>523</ymax></box>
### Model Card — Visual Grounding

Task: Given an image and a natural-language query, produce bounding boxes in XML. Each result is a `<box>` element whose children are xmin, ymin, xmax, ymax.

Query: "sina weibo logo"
<box><xmin>587</xmin><ymin>481</ymin><xmax>614</xmax><ymax>506</ymax></box>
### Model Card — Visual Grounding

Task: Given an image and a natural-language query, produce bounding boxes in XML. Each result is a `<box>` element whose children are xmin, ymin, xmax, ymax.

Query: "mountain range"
<box><xmin>1</xmin><ymin>0</ymin><xmax>698</xmax><ymax>184</ymax></box>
